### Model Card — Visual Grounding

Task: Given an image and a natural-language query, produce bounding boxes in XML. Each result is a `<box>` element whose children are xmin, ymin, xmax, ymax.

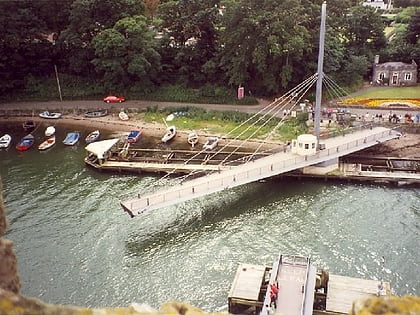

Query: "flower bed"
<box><xmin>341</xmin><ymin>98</ymin><xmax>420</xmax><ymax>107</ymax></box>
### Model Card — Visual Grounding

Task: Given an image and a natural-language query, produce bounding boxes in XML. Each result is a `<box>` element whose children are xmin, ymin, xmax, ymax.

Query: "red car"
<box><xmin>103</xmin><ymin>95</ymin><xmax>125</xmax><ymax>103</ymax></box>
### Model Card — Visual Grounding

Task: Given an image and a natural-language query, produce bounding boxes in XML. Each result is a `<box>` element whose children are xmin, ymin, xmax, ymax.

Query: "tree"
<box><xmin>218</xmin><ymin>0</ymin><xmax>312</xmax><ymax>94</ymax></box>
<box><xmin>0</xmin><ymin>0</ymin><xmax>55</xmax><ymax>93</ymax></box>
<box><xmin>157</xmin><ymin>0</ymin><xmax>220</xmax><ymax>86</ymax></box>
<box><xmin>60</xmin><ymin>0</ymin><xmax>145</xmax><ymax>76</ymax></box>
<box><xmin>342</xmin><ymin>6</ymin><xmax>387</xmax><ymax>60</ymax></box>
<box><xmin>92</xmin><ymin>15</ymin><xmax>161</xmax><ymax>91</ymax></box>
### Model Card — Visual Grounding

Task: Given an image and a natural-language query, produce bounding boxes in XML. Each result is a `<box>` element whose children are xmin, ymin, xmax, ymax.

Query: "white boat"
<box><xmin>85</xmin><ymin>130</ymin><xmax>100</xmax><ymax>143</ymax></box>
<box><xmin>39</xmin><ymin>111</ymin><xmax>62</xmax><ymax>119</ymax></box>
<box><xmin>187</xmin><ymin>132</ymin><xmax>199</xmax><ymax>147</ymax></box>
<box><xmin>45</xmin><ymin>126</ymin><xmax>56</xmax><ymax>137</ymax></box>
<box><xmin>119</xmin><ymin>111</ymin><xmax>129</xmax><ymax>121</ymax></box>
<box><xmin>203</xmin><ymin>136</ymin><xmax>219</xmax><ymax>150</ymax></box>
<box><xmin>84</xmin><ymin>109</ymin><xmax>108</xmax><ymax>118</ymax></box>
<box><xmin>0</xmin><ymin>134</ymin><xmax>12</xmax><ymax>149</ymax></box>
<box><xmin>38</xmin><ymin>136</ymin><xmax>55</xmax><ymax>151</ymax></box>
<box><xmin>161</xmin><ymin>126</ymin><xmax>176</xmax><ymax>143</ymax></box>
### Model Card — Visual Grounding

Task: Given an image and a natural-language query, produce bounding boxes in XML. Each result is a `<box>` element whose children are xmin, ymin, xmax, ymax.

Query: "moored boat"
<box><xmin>63</xmin><ymin>132</ymin><xmax>80</xmax><ymax>146</ymax></box>
<box><xmin>187</xmin><ymin>132</ymin><xmax>199</xmax><ymax>147</ymax></box>
<box><xmin>203</xmin><ymin>136</ymin><xmax>219</xmax><ymax>151</ymax></box>
<box><xmin>23</xmin><ymin>120</ymin><xmax>36</xmax><ymax>131</ymax></box>
<box><xmin>38</xmin><ymin>136</ymin><xmax>55</xmax><ymax>151</ymax></box>
<box><xmin>119</xmin><ymin>111</ymin><xmax>129</xmax><ymax>121</ymax></box>
<box><xmin>45</xmin><ymin>126</ymin><xmax>56</xmax><ymax>137</ymax></box>
<box><xmin>84</xmin><ymin>109</ymin><xmax>108</xmax><ymax>118</ymax></box>
<box><xmin>161</xmin><ymin>125</ymin><xmax>176</xmax><ymax>143</ymax></box>
<box><xmin>16</xmin><ymin>134</ymin><xmax>35</xmax><ymax>151</ymax></box>
<box><xmin>0</xmin><ymin>134</ymin><xmax>12</xmax><ymax>149</ymax></box>
<box><xmin>39</xmin><ymin>111</ymin><xmax>62</xmax><ymax>119</ymax></box>
<box><xmin>127</xmin><ymin>129</ymin><xmax>142</xmax><ymax>143</ymax></box>
<box><xmin>85</xmin><ymin>130</ymin><xmax>100</xmax><ymax>143</ymax></box>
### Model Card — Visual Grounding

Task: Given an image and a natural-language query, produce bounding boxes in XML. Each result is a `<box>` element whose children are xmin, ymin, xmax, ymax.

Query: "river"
<box><xmin>0</xmin><ymin>121</ymin><xmax>419</xmax><ymax>311</ymax></box>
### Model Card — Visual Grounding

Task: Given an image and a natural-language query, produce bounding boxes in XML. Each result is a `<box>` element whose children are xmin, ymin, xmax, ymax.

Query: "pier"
<box><xmin>228</xmin><ymin>254</ymin><xmax>391</xmax><ymax>315</ymax></box>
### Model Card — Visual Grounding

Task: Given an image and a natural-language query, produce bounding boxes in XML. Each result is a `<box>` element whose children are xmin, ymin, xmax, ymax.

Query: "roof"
<box><xmin>375</xmin><ymin>62</ymin><xmax>417</xmax><ymax>71</ymax></box>
<box><xmin>85</xmin><ymin>138</ymin><xmax>120</xmax><ymax>159</ymax></box>
<box><xmin>228</xmin><ymin>263</ymin><xmax>266</xmax><ymax>301</ymax></box>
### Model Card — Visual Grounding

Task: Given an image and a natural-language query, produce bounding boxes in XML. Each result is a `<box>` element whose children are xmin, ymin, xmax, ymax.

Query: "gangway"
<box><xmin>260</xmin><ymin>255</ymin><xmax>316</xmax><ymax>315</ymax></box>
<box><xmin>121</xmin><ymin>127</ymin><xmax>401</xmax><ymax>217</ymax></box>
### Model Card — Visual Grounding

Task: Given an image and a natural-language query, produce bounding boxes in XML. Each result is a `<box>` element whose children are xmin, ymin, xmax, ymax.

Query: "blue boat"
<box><xmin>127</xmin><ymin>129</ymin><xmax>142</xmax><ymax>143</ymax></box>
<box><xmin>63</xmin><ymin>132</ymin><xmax>80</xmax><ymax>146</ymax></box>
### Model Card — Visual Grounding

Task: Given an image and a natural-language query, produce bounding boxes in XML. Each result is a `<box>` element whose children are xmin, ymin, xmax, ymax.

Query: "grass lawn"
<box><xmin>352</xmin><ymin>85</ymin><xmax>420</xmax><ymax>99</ymax></box>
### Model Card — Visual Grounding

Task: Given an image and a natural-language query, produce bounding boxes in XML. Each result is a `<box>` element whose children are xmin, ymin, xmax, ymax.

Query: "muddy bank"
<box><xmin>0</xmin><ymin>114</ymin><xmax>282</xmax><ymax>152</ymax></box>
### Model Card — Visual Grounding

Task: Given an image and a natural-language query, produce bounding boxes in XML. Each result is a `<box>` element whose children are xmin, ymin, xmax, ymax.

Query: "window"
<box><xmin>305</xmin><ymin>143</ymin><xmax>309</xmax><ymax>149</ymax></box>
<box><xmin>379</xmin><ymin>72</ymin><xmax>385</xmax><ymax>80</ymax></box>
<box><xmin>404</xmin><ymin>73</ymin><xmax>412</xmax><ymax>81</ymax></box>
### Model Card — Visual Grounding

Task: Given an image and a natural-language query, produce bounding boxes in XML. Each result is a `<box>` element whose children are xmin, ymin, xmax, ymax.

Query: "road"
<box><xmin>0</xmin><ymin>98</ymin><xmax>418</xmax><ymax>118</ymax></box>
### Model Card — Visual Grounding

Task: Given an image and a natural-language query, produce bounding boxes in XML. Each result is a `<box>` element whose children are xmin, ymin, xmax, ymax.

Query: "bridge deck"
<box><xmin>121</xmin><ymin>127</ymin><xmax>401</xmax><ymax>217</ymax></box>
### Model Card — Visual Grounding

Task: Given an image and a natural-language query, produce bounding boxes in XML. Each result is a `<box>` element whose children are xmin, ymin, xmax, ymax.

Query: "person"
<box><xmin>270</xmin><ymin>281</ymin><xmax>279</xmax><ymax>308</ymax></box>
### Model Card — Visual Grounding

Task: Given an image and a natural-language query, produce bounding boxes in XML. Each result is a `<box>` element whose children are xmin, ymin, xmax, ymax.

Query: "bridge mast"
<box><xmin>314</xmin><ymin>1</ymin><xmax>326</xmax><ymax>146</ymax></box>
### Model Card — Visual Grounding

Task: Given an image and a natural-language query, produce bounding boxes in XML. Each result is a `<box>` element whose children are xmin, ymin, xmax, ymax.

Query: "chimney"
<box><xmin>374</xmin><ymin>55</ymin><xmax>380</xmax><ymax>64</ymax></box>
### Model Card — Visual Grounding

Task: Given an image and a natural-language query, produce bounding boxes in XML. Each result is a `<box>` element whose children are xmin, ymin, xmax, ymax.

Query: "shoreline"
<box><xmin>0</xmin><ymin>114</ymin><xmax>283</xmax><ymax>152</ymax></box>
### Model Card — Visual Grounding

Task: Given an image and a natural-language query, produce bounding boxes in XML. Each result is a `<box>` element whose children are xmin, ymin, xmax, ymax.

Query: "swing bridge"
<box><xmin>120</xmin><ymin>2</ymin><xmax>402</xmax><ymax>219</ymax></box>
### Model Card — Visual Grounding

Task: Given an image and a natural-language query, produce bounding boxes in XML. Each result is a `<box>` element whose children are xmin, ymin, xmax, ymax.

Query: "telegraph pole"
<box><xmin>314</xmin><ymin>1</ymin><xmax>326</xmax><ymax>146</ymax></box>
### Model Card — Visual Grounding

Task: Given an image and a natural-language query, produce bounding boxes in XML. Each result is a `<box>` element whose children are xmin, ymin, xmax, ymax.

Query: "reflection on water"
<box><xmin>0</xmin><ymin>122</ymin><xmax>419</xmax><ymax>310</ymax></box>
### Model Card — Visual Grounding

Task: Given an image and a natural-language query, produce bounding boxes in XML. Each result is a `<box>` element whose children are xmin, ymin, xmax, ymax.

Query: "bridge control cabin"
<box><xmin>291</xmin><ymin>134</ymin><xmax>319</xmax><ymax>156</ymax></box>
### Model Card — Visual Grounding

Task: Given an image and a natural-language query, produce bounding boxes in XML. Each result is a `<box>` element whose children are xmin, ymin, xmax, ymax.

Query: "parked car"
<box><xmin>103</xmin><ymin>95</ymin><xmax>125</xmax><ymax>103</ymax></box>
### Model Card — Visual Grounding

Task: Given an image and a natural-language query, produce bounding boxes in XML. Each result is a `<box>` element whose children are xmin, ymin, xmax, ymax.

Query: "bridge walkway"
<box><xmin>121</xmin><ymin>127</ymin><xmax>400</xmax><ymax>217</ymax></box>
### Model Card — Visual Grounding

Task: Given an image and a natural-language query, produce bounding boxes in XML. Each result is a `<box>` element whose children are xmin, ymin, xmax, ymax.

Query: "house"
<box><xmin>362</xmin><ymin>0</ymin><xmax>390</xmax><ymax>10</ymax></box>
<box><xmin>372</xmin><ymin>55</ymin><xmax>418</xmax><ymax>86</ymax></box>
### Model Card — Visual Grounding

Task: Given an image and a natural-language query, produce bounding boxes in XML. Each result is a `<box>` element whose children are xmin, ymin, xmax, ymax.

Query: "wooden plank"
<box><xmin>228</xmin><ymin>264</ymin><xmax>267</xmax><ymax>301</ymax></box>
<box><xmin>326</xmin><ymin>274</ymin><xmax>390</xmax><ymax>314</ymax></box>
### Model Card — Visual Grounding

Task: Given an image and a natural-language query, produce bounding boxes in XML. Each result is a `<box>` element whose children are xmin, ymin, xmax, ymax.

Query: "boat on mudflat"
<box><xmin>23</xmin><ymin>120</ymin><xmax>36</xmax><ymax>131</ymax></box>
<box><xmin>119</xmin><ymin>111</ymin><xmax>129</xmax><ymax>121</ymax></box>
<box><xmin>203</xmin><ymin>136</ymin><xmax>219</xmax><ymax>151</ymax></box>
<box><xmin>16</xmin><ymin>134</ymin><xmax>35</xmax><ymax>151</ymax></box>
<box><xmin>127</xmin><ymin>129</ymin><xmax>142</xmax><ymax>143</ymax></box>
<box><xmin>38</xmin><ymin>136</ymin><xmax>55</xmax><ymax>151</ymax></box>
<box><xmin>39</xmin><ymin>111</ymin><xmax>62</xmax><ymax>119</ymax></box>
<box><xmin>161</xmin><ymin>126</ymin><xmax>176</xmax><ymax>143</ymax></box>
<box><xmin>84</xmin><ymin>109</ymin><xmax>108</xmax><ymax>118</ymax></box>
<box><xmin>45</xmin><ymin>126</ymin><xmax>56</xmax><ymax>137</ymax></box>
<box><xmin>0</xmin><ymin>134</ymin><xmax>12</xmax><ymax>149</ymax></box>
<box><xmin>85</xmin><ymin>130</ymin><xmax>100</xmax><ymax>143</ymax></box>
<box><xmin>187</xmin><ymin>132</ymin><xmax>199</xmax><ymax>147</ymax></box>
<box><xmin>63</xmin><ymin>132</ymin><xmax>80</xmax><ymax>146</ymax></box>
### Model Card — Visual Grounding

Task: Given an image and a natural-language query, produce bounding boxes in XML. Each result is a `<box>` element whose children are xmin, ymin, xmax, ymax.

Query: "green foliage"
<box><xmin>144</xmin><ymin>105</ymin><xmax>282</xmax><ymax>139</ymax></box>
<box><xmin>277</xmin><ymin>113</ymin><xmax>309</xmax><ymax>141</ymax></box>
<box><xmin>137</xmin><ymin>84</ymin><xmax>258</xmax><ymax>105</ymax></box>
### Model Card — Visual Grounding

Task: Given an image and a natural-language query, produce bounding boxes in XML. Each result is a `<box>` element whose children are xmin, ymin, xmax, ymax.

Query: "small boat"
<box><xmin>16</xmin><ymin>134</ymin><xmax>35</xmax><ymax>151</ymax></box>
<box><xmin>38</xmin><ymin>136</ymin><xmax>55</xmax><ymax>151</ymax></box>
<box><xmin>127</xmin><ymin>129</ymin><xmax>142</xmax><ymax>143</ymax></box>
<box><xmin>84</xmin><ymin>109</ymin><xmax>108</xmax><ymax>118</ymax></box>
<box><xmin>203</xmin><ymin>136</ymin><xmax>219</xmax><ymax>151</ymax></box>
<box><xmin>187</xmin><ymin>132</ymin><xmax>199</xmax><ymax>147</ymax></box>
<box><xmin>0</xmin><ymin>134</ymin><xmax>12</xmax><ymax>149</ymax></box>
<box><xmin>23</xmin><ymin>120</ymin><xmax>36</xmax><ymax>131</ymax></box>
<box><xmin>63</xmin><ymin>132</ymin><xmax>80</xmax><ymax>146</ymax></box>
<box><xmin>39</xmin><ymin>111</ymin><xmax>62</xmax><ymax>119</ymax></box>
<box><xmin>119</xmin><ymin>111</ymin><xmax>129</xmax><ymax>121</ymax></box>
<box><xmin>45</xmin><ymin>126</ymin><xmax>56</xmax><ymax>137</ymax></box>
<box><xmin>161</xmin><ymin>126</ymin><xmax>176</xmax><ymax>143</ymax></box>
<box><xmin>85</xmin><ymin>130</ymin><xmax>100</xmax><ymax>143</ymax></box>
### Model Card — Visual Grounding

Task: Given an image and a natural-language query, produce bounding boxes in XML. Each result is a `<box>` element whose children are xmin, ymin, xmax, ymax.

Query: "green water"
<box><xmin>0</xmin><ymin>121</ymin><xmax>419</xmax><ymax>311</ymax></box>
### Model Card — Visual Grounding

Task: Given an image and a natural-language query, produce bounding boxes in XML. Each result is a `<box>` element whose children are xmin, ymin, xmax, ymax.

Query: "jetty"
<box><xmin>228</xmin><ymin>254</ymin><xmax>391</xmax><ymax>315</ymax></box>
